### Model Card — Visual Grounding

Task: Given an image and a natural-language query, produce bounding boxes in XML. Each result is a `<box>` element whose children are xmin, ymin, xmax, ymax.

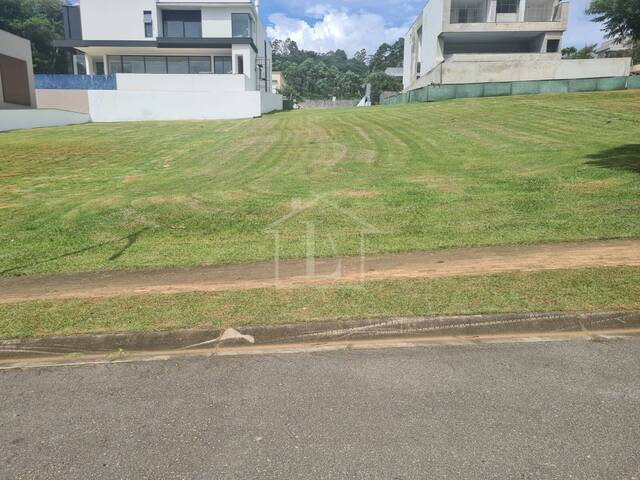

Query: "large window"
<box><xmin>496</xmin><ymin>0</ymin><xmax>518</xmax><ymax>13</ymax></box>
<box><xmin>107</xmin><ymin>56</ymin><xmax>212</xmax><ymax>74</ymax></box>
<box><xmin>162</xmin><ymin>10</ymin><xmax>202</xmax><ymax>38</ymax></box>
<box><xmin>214</xmin><ymin>56</ymin><xmax>232</xmax><ymax>74</ymax></box>
<box><xmin>232</xmin><ymin>13</ymin><xmax>254</xmax><ymax>38</ymax></box>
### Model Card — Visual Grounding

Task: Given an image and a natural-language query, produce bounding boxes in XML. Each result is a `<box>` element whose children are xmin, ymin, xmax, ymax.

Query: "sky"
<box><xmin>260</xmin><ymin>0</ymin><xmax>607</xmax><ymax>56</ymax></box>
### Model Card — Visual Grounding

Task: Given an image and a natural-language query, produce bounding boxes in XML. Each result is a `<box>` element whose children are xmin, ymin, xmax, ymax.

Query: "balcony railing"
<box><xmin>524</xmin><ymin>4</ymin><xmax>555</xmax><ymax>21</ymax></box>
<box><xmin>450</xmin><ymin>7</ymin><xmax>487</xmax><ymax>23</ymax></box>
<box><xmin>450</xmin><ymin>1</ymin><xmax>562</xmax><ymax>23</ymax></box>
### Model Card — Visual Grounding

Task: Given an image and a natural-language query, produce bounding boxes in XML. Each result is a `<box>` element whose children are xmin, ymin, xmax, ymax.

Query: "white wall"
<box><xmin>421</xmin><ymin>0</ymin><xmax>445</xmax><ymax>75</ymax></box>
<box><xmin>260</xmin><ymin>92</ymin><xmax>283</xmax><ymax>114</ymax></box>
<box><xmin>115</xmin><ymin>73</ymin><xmax>248</xmax><ymax>92</ymax></box>
<box><xmin>402</xmin><ymin>0</ymin><xmax>445</xmax><ymax>90</ymax></box>
<box><xmin>80</xmin><ymin>0</ymin><xmax>157</xmax><ymax>40</ymax></box>
<box><xmin>0</xmin><ymin>109</ymin><xmax>89</xmax><ymax>132</ymax></box>
<box><xmin>0</xmin><ymin>29</ymin><xmax>36</xmax><ymax>108</ymax></box>
<box><xmin>433</xmin><ymin>55</ymin><xmax>632</xmax><ymax>84</ymax></box>
<box><xmin>87</xmin><ymin>89</ymin><xmax>265</xmax><ymax>121</ymax></box>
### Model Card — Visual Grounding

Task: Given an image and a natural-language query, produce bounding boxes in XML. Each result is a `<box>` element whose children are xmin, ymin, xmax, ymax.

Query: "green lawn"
<box><xmin>1</xmin><ymin>90</ymin><xmax>639</xmax><ymax>276</ymax></box>
<box><xmin>1</xmin><ymin>267</ymin><xmax>638</xmax><ymax>339</ymax></box>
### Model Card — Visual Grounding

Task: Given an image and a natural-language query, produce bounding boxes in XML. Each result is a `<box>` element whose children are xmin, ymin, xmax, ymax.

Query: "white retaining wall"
<box><xmin>88</xmin><ymin>90</ymin><xmax>282</xmax><ymax>122</ymax></box>
<box><xmin>260</xmin><ymin>92</ymin><xmax>283</xmax><ymax>114</ymax></box>
<box><xmin>0</xmin><ymin>109</ymin><xmax>90</xmax><ymax>132</ymax></box>
<box><xmin>415</xmin><ymin>55</ymin><xmax>632</xmax><ymax>86</ymax></box>
<box><xmin>115</xmin><ymin>73</ymin><xmax>251</xmax><ymax>92</ymax></box>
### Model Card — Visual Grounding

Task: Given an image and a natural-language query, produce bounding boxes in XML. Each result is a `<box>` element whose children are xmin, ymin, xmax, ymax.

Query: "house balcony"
<box><xmin>447</xmin><ymin>0</ymin><xmax>568</xmax><ymax>29</ymax></box>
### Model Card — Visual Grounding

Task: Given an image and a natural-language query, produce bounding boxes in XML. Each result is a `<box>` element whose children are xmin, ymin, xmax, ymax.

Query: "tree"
<box><xmin>367</xmin><ymin>71</ymin><xmax>403</xmax><ymax>94</ymax></box>
<box><xmin>561</xmin><ymin>44</ymin><xmax>597</xmax><ymax>59</ymax></box>
<box><xmin>0</xmin><ymin>0</ymin><xmax>68</xmax><ymax>73</ymax></box>
<box><xmin>587</xmin><ymin>0</ymin><xmax>640</xmax><ymax>42</ymax></box>
<box><xmin>353</xmin><ymin>49</ymin><xmax>368</xmax><ymax>66</ymax></box>
<box><xmin>273</xmin><ymin>37</ymin><xmax>370</xmax><ymax>99</ymax></box>
<box><xmin>369</xmin><ymin>38</ymin><xmax>404</xmax><ymax>72</ymax></box>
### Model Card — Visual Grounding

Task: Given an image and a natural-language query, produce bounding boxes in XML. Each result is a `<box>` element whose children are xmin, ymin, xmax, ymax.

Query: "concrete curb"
<box><xmin>1</xmin><ymin>310</ymin><xmax>639</xmax><ymax>360</ymax></box>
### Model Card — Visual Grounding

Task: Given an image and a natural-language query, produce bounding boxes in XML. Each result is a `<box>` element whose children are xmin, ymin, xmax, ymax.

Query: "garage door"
<box><xmin>0</xmin><ymin>53</ymin><xmax>31</xmax><ymax>106</ymax></box>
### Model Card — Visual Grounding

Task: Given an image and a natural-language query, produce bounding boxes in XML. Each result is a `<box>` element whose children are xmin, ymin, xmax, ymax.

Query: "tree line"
<box><xmin>272</xmin><ymin>38</ymin><xmax>404</xmax><ymax>101</ymax></box>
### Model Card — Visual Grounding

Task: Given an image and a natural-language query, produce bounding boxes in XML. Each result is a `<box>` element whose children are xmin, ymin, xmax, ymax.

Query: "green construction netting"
<box><xmin>382</xmin><ymin>76</ymin><xmax>638</xmax><ymax>106</ymax></box>
<box><xmin>483</xmin><ymin>82</ymin><xmax>512</xmax><ymax>97</ymax></box>
<box><xmin>627</xmin><ymin>76</ymin><xmax>640</xmax><ymax>89</ymax></box>
<box><xmin>568</xmin><ymin>78</ymin><xmax>598</xmax><ymax>92</ymax></box>
<box><xmin>596</xmin><ymin>76</ymin><xmax>628</xmax><ymax>91</ymax></box>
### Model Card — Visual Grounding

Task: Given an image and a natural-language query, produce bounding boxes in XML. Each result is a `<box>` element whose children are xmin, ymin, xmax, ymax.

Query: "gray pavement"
<box><xmin>1</xmin><ymin>338</ymin><xmax>640</xmax><ymax>479</ymax></box>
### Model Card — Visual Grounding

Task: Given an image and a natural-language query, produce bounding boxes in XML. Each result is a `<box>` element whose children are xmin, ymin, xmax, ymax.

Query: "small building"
<box><xmin>42</xmin><ymin>0</ymin><xmax>282</xmax><ymax>122</ymax></box>
<box><xmin>595</xmin><ymin>38</ymin><xmax>634</xmax><ymax>59</ymax></box>
<box><xmin>384</xmin><ymin>67</ymin><xmax>404</xmax><ymax>79</ymax></box>
<box><xmin>0</xmin><ymin>29</ymin><xmax>36</xmax><ymax>109</ymax></box>
<box><xmin>272</xmin><ymin>70</ymin><xmax>285</xmax><ymax>93</ymax></box>
<box><xmin>402</xmin><ymin>0</ymin><xmax>632</xmax><ymax>90</ymax></box>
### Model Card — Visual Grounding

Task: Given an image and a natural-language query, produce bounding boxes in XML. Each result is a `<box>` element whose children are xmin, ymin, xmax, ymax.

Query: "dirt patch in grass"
<box><xmin>334</xmin><ymin>190</ymin><xmax>381</xmax><ymax>199</ymax></box>
<box><xmin>1</xmin><ymin>239</ymin><xmax>638</xmax><ymax>304</ymax></box>
<box><xmin>408</xmin><ymin>175</ymin><xmax>461</xmax><ymax>192</ymax></box>
<box><xmin>567</xmin><ymin>179</ymin><xmax>626</xmax><ymax>193</ymax></box>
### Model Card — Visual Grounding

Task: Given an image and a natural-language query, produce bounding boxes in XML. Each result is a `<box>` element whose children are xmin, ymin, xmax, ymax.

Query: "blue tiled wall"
<box><xmin>35</xmin><ymin>75</ymin><xmax>117</xmax><ymax>90</ymax></box>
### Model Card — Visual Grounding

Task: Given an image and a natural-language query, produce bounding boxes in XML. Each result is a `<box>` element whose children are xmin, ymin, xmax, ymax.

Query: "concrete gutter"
<box><xmin>1</xmin><ymin>310</ymin><xmax>639</xmax><ymax>361</ymax></box>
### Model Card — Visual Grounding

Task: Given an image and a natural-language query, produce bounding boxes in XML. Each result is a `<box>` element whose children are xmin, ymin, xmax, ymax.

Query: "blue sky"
<box><xmin>261</xmin><ymin>0</ymin><xmax>607</xmax><ymax>55</ymax></box>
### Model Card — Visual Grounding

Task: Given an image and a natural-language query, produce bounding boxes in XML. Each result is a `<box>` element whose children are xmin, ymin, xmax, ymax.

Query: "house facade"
<box><xmin>41</xmin><ymin>0</ymin><xmax>282</xmax><ymax>121</ymax></box>
<box><xmin>403</xmin><ymin>0</ymin><xmax>631</xmax><ymax>89</ymax></box>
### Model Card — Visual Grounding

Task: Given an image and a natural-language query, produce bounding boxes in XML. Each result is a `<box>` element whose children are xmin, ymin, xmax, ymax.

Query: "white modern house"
<box><xmin>403</xmin><ymin>0</ymin><xmax>632</xmax><ymax>89</ymax></box>
<box><xmin>39</xmin><ymin>0</ymin><xmax>282</xmax><ymax>121</ymax></box>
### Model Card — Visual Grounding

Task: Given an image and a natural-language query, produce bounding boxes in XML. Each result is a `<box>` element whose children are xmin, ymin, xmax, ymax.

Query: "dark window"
<box><xmin>162</xmin><ymin>10</ymin><xmax>202</xmax><ymax>38</ymax></box>
<box><xmin>73</xmin><ymin>54</ymin><xmax>86</xmax><ymax>75</ymax></box>
<box><xmin>496</xmin><ymin>0</ymin><xmax>518</xmax><ymax>14</ymax></box>
<box><xmin>213</xmin><ymin>56</ymin><xmax>232</xmax><ymax>74</ymax></box>
<box><xmin>95</xmin><ymin>61</ymin><xmax>105</xmax><ymax>75</ymax></box>
<box><xmin>546</xmin><ymin>39</ymin><xmax>560</xmax><ymax>53</ymax></box>
<box><xmin>144</xmin><ymin>11</ymin><xmax>153</xmax><ymax>38</ymax></box>
<box><xmin>145</xmin><ymin>56</ymin><xmax>167</xmax><ymax>73</ymax></box>
<box><xmin>167</xmin><ymin>56</ymin><xmax>189</xmax><ymax>73</ymax></box>
<box><xmin>122</xmin><ymin>56</ymin><xmax>145</xmax><ymax>73</ymax></box>
<box><xmin>63</xmin><ymin>6</ymin><xmax>83</xmax><ymax>40</ymax></box>
<box><xmin>108</xmin><ymin>56</ymin><xmax>123</xmax><ymax>73</ymax></box>
<box><xmin>232</xmin><ymin>13</ymin><xmax>254</xmax><ymax>38</ymax></box>
<box><xmin>236</xmin><ymin>55</ymin><xmax>244</xmax><ymax>74</ymax></box>
<box><xmin>189</xmin><ymin>56</ymin><xmax>212</xmax><ymax>73</ymax></box>
<box><xmin>107</xmin><ymin>55</ymin><xmax>211</xmax><ymax>74</ymax></box>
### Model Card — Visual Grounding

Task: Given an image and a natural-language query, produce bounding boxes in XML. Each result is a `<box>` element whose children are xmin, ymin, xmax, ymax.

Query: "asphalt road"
<box><xmin>1</xmin><ymin>338</ymin><xmax>640</xmax><ymax>479</ymax></box>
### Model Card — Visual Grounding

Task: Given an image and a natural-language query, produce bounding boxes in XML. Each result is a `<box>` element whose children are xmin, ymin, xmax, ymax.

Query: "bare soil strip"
<box><xmin>1</xmin><ymin>239</ymin><xmax>639</xmax><ymax>304</ymax></box>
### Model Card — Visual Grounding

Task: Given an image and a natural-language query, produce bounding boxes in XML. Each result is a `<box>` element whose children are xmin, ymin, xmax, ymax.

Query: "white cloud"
<box><xmin>266</xmin><ymin>8</ymin><xmax>409</xmax><ymax>55</ymax></box>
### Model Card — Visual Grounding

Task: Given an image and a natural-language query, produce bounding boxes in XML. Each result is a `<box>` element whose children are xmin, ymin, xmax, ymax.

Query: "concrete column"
<box><xmin>488</xmin><ymin>0</ymin><xmax>497</xmax><ymax>21</ymax></box>
<box><xmin>518</xmin><ymin>0</ymin><xmax>526</xmax><ymax>21</ymax></box>
<box><xmin>85</xmin><ymin>56</ymin><xmax>92</xmax><ymax>75</ymax></box>
<box><xmin>103</xmin><ymin>54</ymin><xmax>108</xmax><ymax>74</ymax></box>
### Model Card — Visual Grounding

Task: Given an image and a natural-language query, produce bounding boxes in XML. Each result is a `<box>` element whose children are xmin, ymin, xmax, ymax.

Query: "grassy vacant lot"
<box><xmin>0</xmin><ymin>90</ymin><xmax>639</xmax><ymax>276</ymax></box>
<box><xmin>1</xmin><ymin>267</ymin><xmax>638</xmax><ymax>339</ymax></box>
